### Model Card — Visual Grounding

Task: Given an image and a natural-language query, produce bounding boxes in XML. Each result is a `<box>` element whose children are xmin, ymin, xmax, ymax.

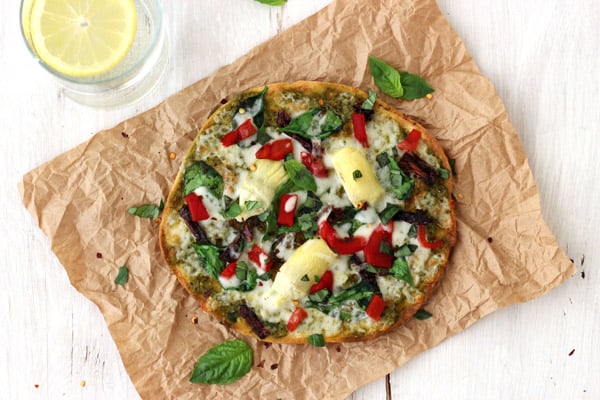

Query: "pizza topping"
<box><xmin>397</xmin><ymin>129</ymin><xmax>421</xmax><ymax>152</ymax></box>
<box><xmin>279</xmin><ymin>107</ymin><xmax>343</xmax><ymax>139</ymax></box>
<box><xmin>179</xmin><ymin>205</ymin><xmax>211</xmax><ymax>244</ymax></box>
<box><xmin>221</xmin><ymin>118</ymin><xmax>257</xmax><ymax>147</ymax></box>
<box><xmin>365</xmin><ymin>294</ymin><xmax>386</xmax><ymax>321</ymax></box>
<box><xmin>184</xmin><ymin>192</ymin><xmax>210</xmax><ymax>222</ymax></box>
<box><xmin>389</xmin><ymin>255</ymin><xmax>414</xmax><ymax>286</ymax></box>
<box><xmin>277</xmin><ymin>193</ymin><xmax>298</xmax><ymax>227</ymax></box>
<box><xmin>283</xmin><ymin>158</ymin><xmax>318</xmax><ymax>192</ymax></box>
<box><xmin>255</xmin><ymin>138</ymin><xmax>294</xmax><ymax>160</ymax></box>
<box><xmin>364</xmin><ymin>223</ymin><xmax>394</xmax><ymax>268</ymax></box>
<box><xmin>331</xmin><ymin>147</ymin><xmax>385</xmax><ymax>208</ymax></box>
<box><xmin>386</xmin><ymin>154</ymin><xmax>414</xmax><ymax>200</ymax></box>
<box><xmin>248</xmin><ymin>244</ymin><xmax>273</xmax><ymax>273</ymax></box>
<box><xmin>309</xmin><ymin>270</ymin><xmax>334</xmax><ymax>294</ymax></box>
<box><xmin>399</xmin><ymin>152</ymin><xmax>438</xmax><ymax>185</ymax></box>
<box><xmin>318</xmin><ymin>219</ymin><xmax>366</xmax><ymax>255</ymax></box>
<box><xmin>183</xmin><ymin>161</ymin><xmax>224</xmax><ymax>198</ymax></box>
<box><xmin>220</xmin><ymin>262</ymin><xmax>238</xmax><ymax>279</ymax></box>
<box><xmin>300</xmin><ymin>151</ymin><xmax>328</xmax><ymax>177</ymax></box>
<box><xmin>351</xmin><ymin>112</ymin><xmax>369</xmax><ymax>148</ymax></box>
<box><xmin>286</xmin><ymin>307</ymin><xmax>308</xmax><ymax>332</ymax></box>
<box><xmin>239</xmin><ymin>305</ymin><xmax>270</xmax><ymax>339</ymax></box>
<box><xmin>417</xmin><ymin>224</ymin><xmax>443</xmax><ymax>249</ymax></box>
<box><xmin>237</xmin><ymin>159</ymin><xmax>288</xmax><ymax>219</ymax></box>
<box><xmin>192</xmin><ymin>243</ymin><xmax>226</xmax><ymax>281</ymax></box>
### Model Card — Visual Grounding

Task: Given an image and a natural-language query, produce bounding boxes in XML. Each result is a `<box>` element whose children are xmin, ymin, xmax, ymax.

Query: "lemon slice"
<box><xmin>29</xmin><ymin>0</ymin><xmax>137</xmax><ymax>77</ymax></box>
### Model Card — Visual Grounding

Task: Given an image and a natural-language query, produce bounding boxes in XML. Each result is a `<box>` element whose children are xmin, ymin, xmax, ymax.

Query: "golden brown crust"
<box><xmin>159</xmin><ymin>81</ymin><xmax>455</xmax><ymax>344</ymax></box>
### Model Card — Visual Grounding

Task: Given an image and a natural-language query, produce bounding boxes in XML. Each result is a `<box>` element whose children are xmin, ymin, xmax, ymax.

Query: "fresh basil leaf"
<box><xmin>114</xmin><ymin>265</ymin><xmax>129</xmax><ymax>286</ymax></box>
<box><xmin>256</xmin><ymin>127</ymin><xmax>271</xmax><ymax>145</ymax></box>
<box><xmin>192</xmin><ymin>244</ymin><xmax>225</xmax><ymax>281</ymax></box>
<box><xmin>127</xmin><ymin>203</ymin><xmax>162</xmax><ymax>219</ymax></box>
<box><xmin>223</xmin><ymin>202</ymin><xmax>242</xmax><ymax>218</ymax></box>
<box><xmin>307</xmin><ymin>334</ymin><xmax>325</xmax><ymax>347</ymax></box>
<box><xmin>362</xmin><ymin>90</ymin><xmax>377</xmax><ymax>110</ymax></box>
<box><xmin>379</xmin><ymin>203</ymin><xmax>401</xmax><ymax>224</ymax></box>
<box><xmin>255</xmin><ymin>0</ymin><xmax>287</xmax><ymax>5</ymax></box>
<box><xmin>235</xmin><ymin>86</ymin><xmax>268</xmax><ymax>129</ymax></box>
<box><xmin>284</xmin><ymin>159</ymin><xmax>317</xmax><ymax>192</ymax></box>
<box><xmin>184</xmin><ymin>161</ymin><xmax>224</xmax><ymax>198</ymax></box>
<box><xmin>387</xmin><ymin>156</ymin><xmax>414</xmax><ymax>200</ymax></box>
<box><xmin>279</xmin><ymin>107</ymin><xmax>343</xmax><ymax>139</ymax></box>
<box><xmin>189</xmin><ymin>339</ymin><xmax>253</xmax><ymax>385</ymax></box>
<box><xmin>368</xmin><ymin>56</ymin><xmax>404</xmax><ymax>98</ymax></box>
<box><xmin>244</xmin><ymin>200</ymin><xmax>262</xmax><ymax>211</ymax></box>
<box><xmin>390</xmin><ymin>256</ymin><xmax>414</xmax><ymax>287</ymax></box>
<box><xmin>234</xmin><ymin>261</ymin><xmax>258</xmax><ymax>292</ymax></box>
<box><xmin>407</xmin><ymin>224</ymin><xmax>417</xmax><ymax>238</ymax></box>
<box><xmin>399</xmin><ymin>72</ymin><xmax>434</xmax><ymax>100</ymax></box>
<box><xmin>414</xmin><ymin>309</ymin><xmax>433</xmax><ymax>320</ymax></box>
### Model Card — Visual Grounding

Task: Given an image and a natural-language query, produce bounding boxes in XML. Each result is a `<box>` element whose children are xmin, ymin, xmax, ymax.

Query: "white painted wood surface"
<box><xmin>2</xmin><ymin>0</ymin><xmax>598</xmax><ymax>398</ymax></box>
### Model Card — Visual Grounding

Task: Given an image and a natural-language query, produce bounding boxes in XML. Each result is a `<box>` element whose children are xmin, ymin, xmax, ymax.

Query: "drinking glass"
<box><xmin>20</xmin><ymin>0</ymin><xmax>169</xmax><ymax>108</ymax></box>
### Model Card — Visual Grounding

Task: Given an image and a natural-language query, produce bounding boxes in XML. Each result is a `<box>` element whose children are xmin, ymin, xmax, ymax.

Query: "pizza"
<box><xmin>159</xmin><ymin>81</ymin><xmax>456</xmax><ymax>344</ymax></box>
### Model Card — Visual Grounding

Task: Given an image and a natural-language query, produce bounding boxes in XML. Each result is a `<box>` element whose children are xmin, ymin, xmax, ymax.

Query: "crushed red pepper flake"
<box><xmin>336</xmin><ymin>346</ymin><xmax>341</xmax><ymax>352</ymax></box>
<box><xmin>257</xmin><ymin>360</ymin><xmax>266</xmax><ymax>368</ymax></box>
<box><xmin>96</xmin><ymin>252</ymin><xmax>102</xmax><ymax>259</ymax></box>
<box><xmin>487</xmin><ymin>237</ymin><xmax>493</xmax><ymax>243</ymax></box>
<box><xmin>121</xmin><ymin>132</ymin><xmax>129</xmax><ymax>138</ymax></box>
<box><xmin>568</xmin><ymin>349</ymin><xmax>575</xmax><ymax>356</ymax></box>
<box><xmin>270</xmin><ymin>363</ymin><xmax>279</xmax><ymax>370</ymax></box>
<box><xmin>263</xmin><ymin>342</ymin><xmax>272</xmax><ymax>349</ymax></box>
<box><xmin>581</xmin><ymin>255</ymin><xmax>585</xmax><ymax>266</ymax></box>
<box><xmin>168</xmin><ymin>152</ymin><xmax>176</xmax><ymax>160</ymax></box>
<box><xmin>581</xmin><ymin>271</ymin><xmax>585</xmax><ymax>279</ymax></box>
<box><xmin>34</xmin><ymin>384</ymin><xmax>39</xmax><ymax>389</ymax></box>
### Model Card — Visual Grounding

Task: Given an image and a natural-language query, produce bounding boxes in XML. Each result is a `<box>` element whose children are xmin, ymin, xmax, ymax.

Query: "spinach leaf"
<box><xmin>184</xmin><ymin>161</ymin><xmax>224</xmax><ymax>198</ymax></box>
<box><xmin>189</xmin><ymin>339</ymin><xmax>253</xmax><ymax>385</ymax></box>
<box><xmin>255</xmin><ymin>0</ymin><xmax>287</xmax><ymax>5</ymax></box>
<box><xmin>114</xmin><ymin>265</ymin><xmax>129</xmax><ymax>286</ymax></box>
<box><xmin>279</xmin><ymin>107</ymin><xmax>343</xmax><ymax>139</ymax></box>
<box><xmin>368</xmin><ymin>56</ymin><xmax>404</xmax><ymax>98</ymax></box>
<box><xmin>387</xmin><ymin>155</ymin><xmax>414</xmax><ymax>200</ymax></box>
<box><xmin>192</xmin><ymin>244</ymin><xmax>225</xmax><ymax>281</ymax></box>
<box><xmin>284</xmin><ymin>159</ymin><xmax>317</xmax><ymax>192</ymax></box>
<box><xmin>307</xmin><ymin>334</ymin><xmax>325</xmax><ymax>347</ymax></box>
<box><xmin>378</xmin><ymin>203</ymin><xmax>401</xmax><ymax>224</ymax></box>
<box><xmin>390</xmin><ymin>256</ymin><xmax>414</xmax><ymax>287</ymax></box>
<box><xmin>399</xmin><ymin>72</ymin><xmax>434</xmax><ymax>100</ymax></box>
<box><xmin>127</xmin><ymin>200</ymin><xmax>163</xmax><ymax>219</ymax></box>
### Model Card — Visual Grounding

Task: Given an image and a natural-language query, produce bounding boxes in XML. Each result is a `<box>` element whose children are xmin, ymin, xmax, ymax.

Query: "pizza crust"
<box><xmin>160</xmin><ymin>81</ymin><xmax>456</xmax><ymax>344</ymax></box>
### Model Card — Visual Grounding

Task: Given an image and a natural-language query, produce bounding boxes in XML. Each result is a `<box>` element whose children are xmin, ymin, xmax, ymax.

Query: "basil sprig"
<box><xmin>279</xmin><ymin>107</ymin><xmax>343</xmax><ymax>139</ymax></box>
<box><xmin>127</xmin><ymin>199</ymin><xmax>164</xmax><ymax>219</ymax></box>
<box><xmin>368</xmin><ymin>56</ymin><xmax>434</xmax><ymax>100</ymax></box>
<box><xmin>184</xmin><ymin>161</ymin><xmax>224</xmax><ymax>197</ymax></box>
<box><xmin>190</xmin><ymin>339</ymin><xmax>253</xmax><ymax>385</ymax></box>
<box><xmin>387</xmin><ymin>155</ymin><xmax>414</xmax><ymax>200</ymax></box>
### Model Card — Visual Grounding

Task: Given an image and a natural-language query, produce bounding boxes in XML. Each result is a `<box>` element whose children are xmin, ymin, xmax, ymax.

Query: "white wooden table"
<box><xmin>2</xmin><ymin>1</ymin><xmax>598</xmax><ymax>399</ymax></box>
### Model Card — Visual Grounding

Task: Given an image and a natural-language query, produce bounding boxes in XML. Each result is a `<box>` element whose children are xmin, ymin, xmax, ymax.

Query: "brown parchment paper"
<box><xmin>20</xmin><ymin>0</ymin><xmax>576</xmax><ymax>398</ymax></box>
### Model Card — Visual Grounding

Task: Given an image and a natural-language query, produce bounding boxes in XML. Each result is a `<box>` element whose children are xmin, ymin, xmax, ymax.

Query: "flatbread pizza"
<box><xmin>159</xmin><ymin>81</ymin><xmax>456</xmax><ymax>344</ymax></box>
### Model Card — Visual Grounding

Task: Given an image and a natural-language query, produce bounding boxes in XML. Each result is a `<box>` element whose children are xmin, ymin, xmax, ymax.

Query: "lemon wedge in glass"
<box><xmin>28</xmin><ymin>0</ymin><xmax>137</xmax><ymax>77</ymax></box>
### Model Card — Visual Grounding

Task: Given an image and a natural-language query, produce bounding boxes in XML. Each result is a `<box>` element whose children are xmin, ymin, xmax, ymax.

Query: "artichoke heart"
<box><xmin>237</xmin><ymin>159</ymin><xmax>287</xmax><ymax>219</ymax></box>
<box><xmin>331</xmin><ymin>146</ymin><xmax>385</xmax><ymax>208</ymax></box>
<box><xmin>263</xmin><ymin>239</ymin><xmax>336</xmax><ymax>309</ymax></box>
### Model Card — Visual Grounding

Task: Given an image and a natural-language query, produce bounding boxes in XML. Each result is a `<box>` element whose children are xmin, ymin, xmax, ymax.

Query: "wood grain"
<box><xmin>1</xmin><ymin>0</ymin><xmax>598</xmax><ymax>399</ymax></box>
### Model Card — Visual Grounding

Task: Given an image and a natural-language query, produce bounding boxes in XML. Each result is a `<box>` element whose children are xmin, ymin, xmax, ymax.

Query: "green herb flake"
<box><xmin>127</xmin><ymin>202</ymin><xmax>163</xmax><ymax>219</ymax></box>
<box><xmin>352</xmin><ymin>169</ymin><xmax>363</xmax><ymax>181</ymax></box>
<box><xmin>438</xmin><ymin>168</ymin><xmax>450</xmax><ymax>180</ymax></box>
<box><xmin>407</xmin><ymin>224</ymin><xmax>417</xmax><ymax>238</ymax></box>
<box><xmin>395</xmin><ymin>244</ymin><xmax>417</xmax><ymax>257</ymax></box>
<box><xmin>114</xmin><ymin>265</ymin><xmax>129</xmax><ymax>286</ymax></box>
<box><xmin>414</xmin><ymin>309</ymin><xmax>433</xmax><ymax>320</ymax></box>
<box><xmin>390</xmin><ymin>256</ymin><xmax>414</xmax><ymax>287</ymax></box>
<box><xmin>449</xmin><ymin>159</ymin><xmax>456</xmax><ymax>175</ymax></box>
<box><xmin>361</xmin><ymin>90</ymin><xmax>377</xmax><ymax>110</ymax></box>
<box><xmin>301</xmin><ymin>274</ymin><xmax>310</xmax><ymax>282</ymax></box>
<box><xmin>379</xmin><ymin>241</ymin><xmax>393</xmax><ymax>255</ymax></box>
<box><xmin>223</xmin><ymin>202</ymin><xmax>242</xmax><ymax>218</ymax></box>
<box><xmin>244</xmin><ymin>200</ymin><xmax>263</xmax><ymax>211</ymax></box>
<box><xmin>379</xmin><ymin>203</ymin><xmax>401</xmax><ymax>224</ymax></box>
<box><xmin>388</xmin><ymin>155</ymin><xmax>414</xmax><ymax>200</ymax></box>
<box><xmin>307</xmin><ymin>334</ymin><xmax>325</xmax><ymax>347</ymax></box>
<box><xmin>189</xmin><ymin>339</ymin><xmax>253</xmax><ymax>385</ymax></box>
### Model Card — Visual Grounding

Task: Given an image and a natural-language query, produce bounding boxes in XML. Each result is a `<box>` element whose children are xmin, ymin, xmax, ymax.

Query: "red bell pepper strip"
<box><xmin>364</xmin><ymin>223</ymin><xmax>393</xmax><ymax>268</ymax></box>
<box><xmin>309</xmin><ymin>270</ymin><xmax>334</xmax><ymax>294</ymax></box>
<box><xmin>256</xmin><ymin>138</ymin><xmax>294</xmax><ymax>160</ymax></box>
<box><xmin>184</xmin><ymin>192</ymin><xmax>210</xmax><ymax>222</ymax></box>
<box><xmin>417</xmin><ymin>224</ymin><xmax>443</xmax><ymax>249</ymax></box>
<box><xmin>397</xmin><ymin>129</ymin><xmax>421</xmax><ymax>152</ymax></box>
<box><xmin>300</xmin><ymin>151</ymin><xmax>329</xmax><ymax>177</ymax></box>
<box><xmin>286</xmin><ymin>307</ymin><xmax>308</xmax><ymax>332</ymax></box>
<box><xmin>318</xmin><ymin>220</ymin><xmax>366</xmax><ymax>254</ymax></box>
<box><xmin>221</xmin><ymin>118</ymin><xmax>257</xmax><ymax>147</ymax></box>
<box><xmin>365</xmin><ymin>294</ymin><xmax>386</xmax><ymax>321</ymax></box>
<box><xmin>248</xmin><ymin>244</ymin><xmax>273</xmax><ymax>273</ymax></box>
<box><xmin>351</xmin><ymin>113</ymin><xmax>369</xmax><ymax>148</ymax></box>
<box><xmin>220</xmin><ymin>261</ymin><xmax>238</xmax><ymax>279</ymax></box>
<box><xmin>277</xmin><ymin>193</ymin><xmax>298</xmax><ymax>227</ymax></box>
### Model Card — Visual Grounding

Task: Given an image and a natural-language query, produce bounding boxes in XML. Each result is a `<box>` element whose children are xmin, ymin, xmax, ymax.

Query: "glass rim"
<box><xmin>19</xmin><ymin>0</ymin><xmax>164</xmax><ymax>86</ymax></box>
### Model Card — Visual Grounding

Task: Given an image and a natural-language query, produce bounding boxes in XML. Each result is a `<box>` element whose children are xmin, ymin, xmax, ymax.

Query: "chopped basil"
<box><xmin>368</xmin><ymin>56</ymin><xmax>434</xmax><ymax>100</ymax></box>
<box><xmin>376</xmin><ymin>152</ymin><xmax>390</xmax><ymax>167</ymax></box>
<box><xmin>278</xmin><ymin>107</ymin><xmax>343</xmax><ymax>139</ymax></box>
<box><xmin>234</xmin><ymin>261</ymin><xmax>258</xmax><ymax>292</ymax></box>
<box><xmin>339</xmin><ymin>308</ymin><xmax>353</xmax><ymax>321</ymax></box>
<box><xmin>308</xmin><ymin>289</ymin><xmax>330</xmax><ymax>303</ymax></box>
<box><xmin>244</xmin><ymin>200</ymin><xmax>262</xmax><ymax>211</ymax></box>
<box><xmin>284</xmin><ymin>159</ymin><xmax>317</xmax><ymax>192</ymax></box>
<box><xmin>192</xmin><ymin>243</ymin><xmax>225</xmax><ymax>281</ymax></box>
<box><xmin>438</xmin><ymin>168</ymin><xmax>450</xmax><ymax>180</ymax></box>
<box><xmin>223</xmin><ymin>202</ymin><xmax>242</xmax><ymax>218</ymax></box>
<box><xmin>390</xmin><ymin>256</ymin><xmax>414</xmax><ymax>287</ymax></box>
<box><xmin>127</xmin><ymin>200</ymin><xmax>163</xmax><ymax>219</ymax></box>
<box><xmin>395</xmin><ymin>243</ymin><xmax>418</xmax><ymax>257</ymax></box>
<box><xmin>387</xmin><ymin>155</ymin><xmax>414</xmax><ymax>200</ymax></box>
<box><xmin>361</xmin><ymin>90</ymin><xmax>377</xmax><ymax>110</ymax></box>
<box><xmin>449</xmin><ymin>159</ymin><xmax>456</xmax><ymax>175</ymax></box>
<box><xmin>407</xmin><ymin>224</ymin><xmax>417</xmax><ymax>238</ymax></box>
<box><xmin>379</xmin><ymin>241</ymin><xmax>393</xmax><ymax>256</ymax></box>
<box><xmin>301</xmin><ymin>274</ymin><xmax>310</xmax><ymax>282</ymax></box>
<box><xmin>352</xmin><ymin>169</ymin><xmax>363</xmax><ymax>180</ymax></box>
<box><xmin>256</xmin><ymin>127</ymin><xmax>272</xmax><ymax>145</ymax></box>
<box><xmin>307</xmin><ymin>334</ymin><xmax>325</xmax><ymax>347</ymax></box>
<box><xmin>189</xmin><ymin>339</ymin><xmax>253</xmax><ymax>385</ymax></box>
<box><xmin>378</xmin><ymin>203</ymin><xmax>401</xmax><ymax>224</ymax></box>
<box><xmin>414</xmin><ymin>309</ymin><xmax>433</xmax><ymax>320</ymax></box>
<box><xmin>184</xmin><ymin>161</ymin><xmax>224</xmax><ymax>197</ymax></box>
<box><xmin>258</xmin><ymin>272</ymin><xmax>271</xmax><ymax>281</ymax></box>
<box><xmin>114</xmin><ymin>265</ymin><xmax>129</xmax><ymax>286</ymax></box>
